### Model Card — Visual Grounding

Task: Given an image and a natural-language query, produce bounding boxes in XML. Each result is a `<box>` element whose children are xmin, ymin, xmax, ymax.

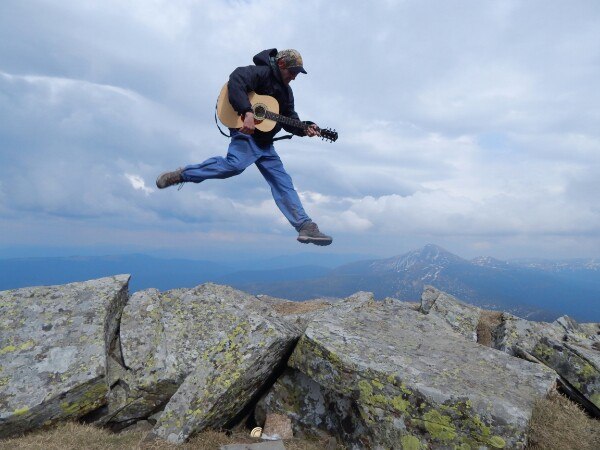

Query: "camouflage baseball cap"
<box><xmin>276</xmin><ymin>49</ymin><xmax>307</xmax><ymax>74</ymax></box>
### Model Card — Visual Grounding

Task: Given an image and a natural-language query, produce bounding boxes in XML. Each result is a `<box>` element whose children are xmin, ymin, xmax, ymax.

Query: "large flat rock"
<box><xmin>150</xmin><ymin>304</ymin><xmax>299</xmax><ymax>443</ymax></box>
<box><xmin>264</xmin><ymin>299</ymin><xmax>556</xmax><ymax>449</ymax></box>
<box><xmin>0</xmin><ymin>275</ymin><xmax>130</xmax><ymax>438</ymax></box>
<box><xmin>104</xmin><ymin>283</ymin><xmax>300</xmax><ymax>433</ymax></box>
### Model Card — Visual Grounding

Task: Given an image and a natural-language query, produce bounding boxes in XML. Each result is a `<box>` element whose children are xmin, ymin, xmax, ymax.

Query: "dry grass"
<box><xmin>0</xmin><ymin>422</ymin><xmax>332</xmax><ymax>450</ymax></box>
<box><xmin>4</xmin><ymin>392</ymin><xmax>598</xmax><ymax>449</ymax></box>
<box><xmin>528</xmin><ymin>391</ymin><xmax>600</xmax><ymax>450</ymax></box>
<box><xmin>272</xmin><ymin>300</ymin><xmax>331</xmax><ymax>316</ymax></box>
<box><xmin>0</xmin><ymin>422</ymin><xmax>146</xmax><ymax>450</ymax></box>
<box><xmin>476</xmin><ymin>310</ymin><xmax>503</xmax><ymax>347</ymax></box>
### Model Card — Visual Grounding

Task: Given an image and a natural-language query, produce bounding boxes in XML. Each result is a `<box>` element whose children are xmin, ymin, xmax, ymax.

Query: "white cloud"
<box><xmin>1</xmin><ymin>0</ymin><xmax>599</xmax><ymax>259</ymax></box>
<box><xmin>125</xmin><ymin>173</ymin><xmax>154</xmax><ymax>195</ymax></box>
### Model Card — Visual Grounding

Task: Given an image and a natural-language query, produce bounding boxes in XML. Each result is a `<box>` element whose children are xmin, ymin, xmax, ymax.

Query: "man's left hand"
<box><xmin>306</xmin><ymin>124</ymin><xmax>321</xmax><ymax>137</ymax></box>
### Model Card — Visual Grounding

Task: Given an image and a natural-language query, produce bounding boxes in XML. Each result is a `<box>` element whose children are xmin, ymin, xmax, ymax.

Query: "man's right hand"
<box><xmin>240</xmin><ymin>112</ymin><xmax>255</xmax><ymax>134</ymax></box>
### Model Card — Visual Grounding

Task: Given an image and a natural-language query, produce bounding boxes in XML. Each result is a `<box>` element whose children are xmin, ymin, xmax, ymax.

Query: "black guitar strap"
<box><xmin>273</xmin><ymin>134</ymin><xmax>294</xmax><ymax>141</ymax></box>
<box><xmin>214</xmin><ymin>99</ymin><xmax>231</xmax><ymax>138</ymax></box>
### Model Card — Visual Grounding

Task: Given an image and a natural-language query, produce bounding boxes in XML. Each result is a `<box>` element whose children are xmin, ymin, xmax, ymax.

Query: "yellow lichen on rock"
<box><xmin>421</xmin><ymin>408</ymin><xmax>457</xmax><ymax>442</ymax></box>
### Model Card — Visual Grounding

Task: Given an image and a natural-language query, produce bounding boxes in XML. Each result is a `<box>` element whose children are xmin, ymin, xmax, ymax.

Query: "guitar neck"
<box><xmin>264</xmin><ymin>111</ymin><xmax>308</xmax><ymax>130</ymax></box>
<box><xmin>259</xmin><ymin>105</ymin><xmax>337</xmax><ymax>143</ymax></box>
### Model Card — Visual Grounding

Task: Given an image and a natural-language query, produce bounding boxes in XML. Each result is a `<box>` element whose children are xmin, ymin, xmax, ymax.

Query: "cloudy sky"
<box><xmin>1</xmin><ymin>0</ymin><xmax>599</xmax><ymax>261</ymax></box>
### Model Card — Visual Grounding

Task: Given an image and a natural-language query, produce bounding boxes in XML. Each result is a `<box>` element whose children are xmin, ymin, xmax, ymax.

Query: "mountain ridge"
<box><xmin>1</xmin><ymin>245</ymin><xmax>598</xmax><ymax>322</ymax></box>
<box><xmin>231</xmin><ymin>244</ymin><xmax>600</xmax><ymax>322</ymax></box>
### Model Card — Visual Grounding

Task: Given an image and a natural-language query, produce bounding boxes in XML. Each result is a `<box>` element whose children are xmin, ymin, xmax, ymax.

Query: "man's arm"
<box><xmin>228</xmin><ymin>66</ymin><xmax>262</xmax><ymax>116</ymax></box>
<box><xmin>228</xmin><ymin>66</ymin><xmax>266</xmax><ymax>135</ymax></box>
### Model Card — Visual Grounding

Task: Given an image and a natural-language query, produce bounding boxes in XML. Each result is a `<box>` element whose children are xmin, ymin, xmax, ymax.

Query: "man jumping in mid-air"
<box><xmin>156</xmin><ymin>48</ymin><xmax>332</xmax><ymax>246</ymax></box>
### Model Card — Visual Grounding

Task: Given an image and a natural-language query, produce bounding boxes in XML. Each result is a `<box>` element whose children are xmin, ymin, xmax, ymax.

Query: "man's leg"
<box><xmin>181</xmin><ymin>134</ymin><xmax>259</xmax><ymax>183</ymax></box>
<box><xmin>156</xmin><ymin>134</ymin><xmax>259</xmax><ymax>188</ymax></box>
<box><xmin>255</xmin><ymin>150</ymin><xmax>310</xmax><ymax>230</ymax></box>
<box><xmin>255</xmin><ymin>148</ymin><xmax>332</xmax><ymax>245</ymax></box>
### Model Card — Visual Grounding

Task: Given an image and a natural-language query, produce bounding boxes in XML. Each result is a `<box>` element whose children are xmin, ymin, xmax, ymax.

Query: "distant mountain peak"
<box><xmin>415</xmin><ymin>244</ymin><xmax>456</xmax><ymax>259</ymax></box>
<box><xmin>370</xmin><ymin>244</ymin><xmax>465</xmax><ymax>273</ymax></box>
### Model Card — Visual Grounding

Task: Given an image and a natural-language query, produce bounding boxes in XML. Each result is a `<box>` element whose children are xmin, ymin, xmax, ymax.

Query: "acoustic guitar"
<box><xmin>216</xmin><ymin>83</ymin><xmax>338</xmax><ymax>142</ymax></box>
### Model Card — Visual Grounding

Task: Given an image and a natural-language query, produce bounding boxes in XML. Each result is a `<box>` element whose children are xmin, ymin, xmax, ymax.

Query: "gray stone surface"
<box><xmin>102</xmin><ymin>283</ymin><xmax>299</xmax><ymax>442</ymax></box>
<box><xmin>492</xmin><ymin>312</ymin><xmax>600</xmax><ymax>411</ymax></box>
<box><xmin>419</xmin><ymin>286</ymin><xmax>481</xmax><ymax>341</ymax></box>
<box><xmin>579</xmin><ymin>322</ymin><xmax>600</xmax><ymax>342</ymax></box>
<box><xmin>99</xmin><ymin>288</ymin><xmax>188</xmax><ymax>426</ymax></box>
<box><xmin>247</xmin><ymin>295</ymin><xmax>334</xmax><ymax>332</ymax></box>
<box><xmin>221</xmin><ymin>442</ymin><xmax>286</xmax><ymax>450</ymax></box>
<box><xmin>533</xmin><ymin>337</ymin><xmax>600</xmax><ymax>409</ymax></box>
<box><xmin>257</xmin><ymin>367</ymin><xmax>361</xmax><ymax>440</ymax></box>
<box><xmin>262</xmin><ymin>413</ymin><xmax>293</xmax><ymax>440</ymax></box>
<box><xmin>383</xmin><ymin>297</ymin><xmax>420</xmax><ymax>310</ymax></box>
<box><xmin>0</xmin><ymin>275</ymin><xmax>130</xmax><ymax>438</ymax></box>
<box><xmin>150</xmin><ymin>304</ymin><xmax>299</xmax><ymax>444</ymax></box>
<box><xmin>554</xmin><ymin>315</ymin><xmax>580</xmax><ymax>334</ymax></box>
<box><xmin>266</xmin><ymin>299</ymin><xmax>556</xmax><ymax>449</ymax></box>
<box><xmin>252</xmin><ymin>292</ymin><xmax>373</xmax><ymax>336</ymax></box>
<box><xmin>494</xmin><ymin>313</ymin><xmax>561</xmax><ymax>356</ymax></box>
<box><xmin>554</xmin><ymin>315</ymin><xmax>600</xmax><ymax>345</ymax></box>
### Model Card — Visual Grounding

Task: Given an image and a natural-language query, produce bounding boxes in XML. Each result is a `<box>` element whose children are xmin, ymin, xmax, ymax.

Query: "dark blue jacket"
<box><xmin>228</xmin><ymin>48</ymin><xmax>305</xmax><ymax>147</ymax></box>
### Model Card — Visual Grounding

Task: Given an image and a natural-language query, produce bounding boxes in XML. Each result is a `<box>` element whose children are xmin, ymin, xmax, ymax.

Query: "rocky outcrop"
<box><xmin>148</xmin><ymin>288</ymin><xmax>300</xmax><ymax>443</ymax></box>
<box><xmin>259</xmin><ymin>295</ymin><xmax>556</xmax><ymax>449</ymax></box>
<box><xmin>493</xmin><ymin>313</ymin><xmax>558</xmax><ymax>355</ymax></box>
<box><xmin>533</xmin><ymin>337</ymin><xmax>600</xmax><ymax>408</ymax></box>
<box><xmin>2</xmin><ymin>277</ymin><xmax>599</xmax><ymax>447</ymax></box>
<box><xmin>102</xmin><ymin>284</ymin><xmax>300</xmax><ymax>439</ymax></box>
<box><xmin>0</xmin><ymin>275</ymin><xmax>129</xmax><ymax>438</ymax></box>
<box><xmin>579</xmin><ymin>322</ymin><xmax>600</xmax><ymax>341</ymax></box>
<box><xmin>419</xmin><ymin>286</ymin><xmax>481</xmax><ymax>341</ymax></box>
<box><xmin>489</xmin><ymin>312</ymin><xmax>600</xmax><ymax>414</ymax></box>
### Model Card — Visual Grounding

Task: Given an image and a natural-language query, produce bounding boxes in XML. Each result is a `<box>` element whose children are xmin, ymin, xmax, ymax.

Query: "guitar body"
<box><xmin>216</xmin><ymin>82</ymin><xmax>338</xmax><ymax>142</ymax></box>
<box><xmin>216</xmin><ymin>83</ymin><xmax>279</xmax><ymax>132</ymax></box>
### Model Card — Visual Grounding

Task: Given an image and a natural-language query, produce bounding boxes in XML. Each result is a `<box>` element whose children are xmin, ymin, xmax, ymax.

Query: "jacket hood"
<box><xmin>252</xmin><ymin>48</ymin><xmax>278</xmax><ymax>66</ymax></box>
<box><xmin>253</xmin><ymin>48</ymin><xmax>284</xmax><ymax>85</ymax></box>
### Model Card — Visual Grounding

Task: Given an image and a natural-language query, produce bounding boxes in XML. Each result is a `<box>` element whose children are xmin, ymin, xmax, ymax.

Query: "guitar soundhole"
<box><xmin>253</xmin><ymin>104</ymin><xmax>267</xmax><ymax>120</ymax></box>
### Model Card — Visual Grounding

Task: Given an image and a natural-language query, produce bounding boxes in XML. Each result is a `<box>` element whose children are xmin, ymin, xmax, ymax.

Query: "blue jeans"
<box><xmin>181</xmin><ymin>132</ymin><xmax>311</xmax><ymax>231</ymax></box>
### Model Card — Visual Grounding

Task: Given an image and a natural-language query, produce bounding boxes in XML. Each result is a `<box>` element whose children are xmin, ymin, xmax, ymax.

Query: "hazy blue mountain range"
<box><xmin>228</xmin><ymin>245</ymin><xmax>600</xmax><ymax>322</ymax></box>
<box><xmin>0</xmin><ymin>253</ymin><xmax>361</xmax><ymax>293</ymax></box>
<box><xmin>1</xmin><ymin>245</ymin><xmax>598</xmax><ymax>322</ymax></box>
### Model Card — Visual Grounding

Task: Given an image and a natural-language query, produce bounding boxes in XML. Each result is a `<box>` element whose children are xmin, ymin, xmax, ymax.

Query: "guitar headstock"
<box><xmin>319</xmin><ymin>128</ymin><xmax>338</xmax><ymax>143</ymax></box>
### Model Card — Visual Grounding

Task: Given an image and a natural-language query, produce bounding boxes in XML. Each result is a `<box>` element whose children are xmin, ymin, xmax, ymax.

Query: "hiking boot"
<box><xmin>156</xmin><ymin>168</ymin><xmax>184</xmax><ymax>189</ymax></box>
<box><xmin>297</xmin><ymin>221</ymin><xmax>333</xmax><ymax>246</ymax></box>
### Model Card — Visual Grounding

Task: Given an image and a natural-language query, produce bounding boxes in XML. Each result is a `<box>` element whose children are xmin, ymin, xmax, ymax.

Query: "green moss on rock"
<box><xmin>401</xmin><ymin>434</ymin><xmax>423</xmax><ymax>449</ymax></box>
<box><xmin>422</xmin><ymin>410</ymin><xmax>457</xmax><ymax>443</ymax></box>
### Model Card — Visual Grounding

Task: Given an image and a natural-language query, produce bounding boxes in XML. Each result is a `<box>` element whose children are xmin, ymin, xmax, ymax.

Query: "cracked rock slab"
<box><xmin>533</xmin><ymin>337</ymin><xmax>600</xmax><ymax>410</ymax></box>
<box><xmin>268</xmin><ymin>298</ymin><xmax>556</xmax><ymax>449</ymax></box>
<box><xmin>150</xmin><ymin>309</ymin><xmax>298</xmax><ymax>444</ymax></box>
<box><xmin>493</xmin><ymin>313</ymin><xmax>561</xmax><ymax>356</ymax></box>
<box><xmin>419</xmin><ymin>286</ymin><xmax>481</xmax><ymax>341</ymax></box>
<box><xmin>0</xmin><ymin>275</ymin><xmax>130</xmax><ymax>438</ymax></box>
<box><xmin>492</xmin><ymin>313</ymin><xmax>599</xmax><ymax>412</ymax></box>
<box><xmin>106</xmin><ymin>283</ymin><xmax>300</xmax><ymax>434</ymax></box>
